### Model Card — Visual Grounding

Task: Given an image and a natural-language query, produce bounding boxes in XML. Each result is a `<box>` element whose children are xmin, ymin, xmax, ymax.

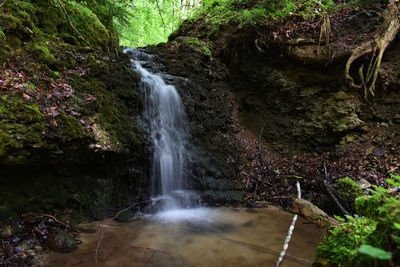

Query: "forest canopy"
<box><xmin>80</xmin><ymin>0</ymin><xmax>389</xmax><ymax>47</ymax></box>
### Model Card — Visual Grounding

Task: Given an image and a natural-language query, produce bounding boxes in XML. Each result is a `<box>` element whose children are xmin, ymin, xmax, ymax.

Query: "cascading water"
<box><xmin>124</xmin><ymin>48</ymin><xmax>192</xmax><ymax>211</ymax></box>
<box><xmin>45</xmin><ymin>50</ymin><xmax>324</xmax><ymax>267</ymax></box>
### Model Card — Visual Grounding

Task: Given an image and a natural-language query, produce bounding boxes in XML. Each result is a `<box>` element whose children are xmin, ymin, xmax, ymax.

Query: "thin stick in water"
<box><xmin>275</xmin><ymin>181</ymin><xmax>301</xmax><ymax>267</ymax></box>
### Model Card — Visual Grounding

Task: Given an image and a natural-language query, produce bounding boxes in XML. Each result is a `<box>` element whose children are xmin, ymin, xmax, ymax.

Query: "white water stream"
<box><xmin>124</xmin><ymin>48</ymin><xmax>194</xmax><ymax>214</ymax></box>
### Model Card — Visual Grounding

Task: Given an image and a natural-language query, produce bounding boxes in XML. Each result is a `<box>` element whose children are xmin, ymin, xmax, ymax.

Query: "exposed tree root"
<box><xmin>345</xmin><ymin>2</ymin><xmax>400</xmax><ymax>100</ymax></box>
<box><xmin>318</xmin><ymin>13</ymin><xmax>331</xmax><ymax>60</ymax></box>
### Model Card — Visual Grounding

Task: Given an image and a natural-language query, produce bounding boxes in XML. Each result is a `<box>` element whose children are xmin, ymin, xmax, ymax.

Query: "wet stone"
<box><xmin>357</xmin><ymin>178</ymin><xmax>372</xmax><ymax>190</ymax></box>
<box><xmin>46</xmin><ymin>230</ymin><xmax>77</xmax><ymax>253</ymax></box>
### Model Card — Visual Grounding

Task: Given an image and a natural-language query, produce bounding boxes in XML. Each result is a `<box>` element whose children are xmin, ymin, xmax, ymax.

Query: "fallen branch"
<box><xmin>95</xmin><ymin>200</ymin><xmax>149</xmax><ymax>267</ymax></box>
<box><xmin>323</xmin><ymin>164</ymin><xmax>351</xmax><ymax>216</ymax></box>
<box><xmin>293</xmin><ymin>198</ymin><xmax>341</xmax><ymax>228</ymax></box>
<box><xmin>41</xmin><ymin>214</ymin><xmax>80</xmax><ymax>233</ymax></box>
<box><xmin>55</xmin><ymin>0</ymin><xmax>95</xmax><ymax>50</ymax></box>
<box><xmin>6</xmin><ymin>60</ymin><xmax>19</xmax><ymax>74</ymax></box>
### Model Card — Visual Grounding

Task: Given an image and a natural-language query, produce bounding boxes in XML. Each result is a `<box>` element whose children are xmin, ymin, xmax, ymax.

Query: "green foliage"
<box><xmin>316</xmin><ymin>216</ymin><xmax>377</xmax><ymax>266</ymax></box>
<box><xmin>115</xmin><ymin>0</ymin><xmax>196</xmax><ymax>47</ymax></box>
<box><xmin>75</xmin><ymin>0</ymin><xmax>132</xmax><ymax>29</ymax></box>
<box><xmin>185</xmin><ymin>37</ymin><xmax>212</xmax><ymax>56</ymax></box>
<box><xmin>317</xmin><ymin>175</ymin><xmax>400</xmax><ymax>266</ymax></box>
<box><xmin>193</xmin><ymin>0</ymin><xmax>338</xmax><ymax>31</ymax></box>
<box><xmin>387</xmin><ymin>173</ymin><xmax>400</xmax><ymax>187</ymax></box>
<box><xmin>358</xmin><ymin>244</ymin><xmax>392</xmax><ymax>260</ymax></box>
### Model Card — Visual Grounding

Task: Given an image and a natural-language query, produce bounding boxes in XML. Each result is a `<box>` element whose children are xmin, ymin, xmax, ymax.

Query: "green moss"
<box><xmin>55</xmin><ymin>112</ymin><xmax>84</xmax><ymax>142</ymax></box>
<box><xmin>31</xmin><ymin>42</ymin><xmax>56</xmax><ymax>64</ymax></box>
<box><xmin>67</xmin><ymin>56</ymin><xmax>143</xmax><ymax>152</ymax></box>
<box><xmin>316</xmin><ymin>216</ymin><xmax>377</xmax><ymax>266</ymax></box>
<box><xmin>0</xmin><ymin>97</ymin><xmax>43</xmax><ymax>123</ymax></box>
<box><xmin>0</xmin><ymin>97</ymin><xmax>44</xmax><ymax>164</ymax></box>
<box><xmin>0</xmin><ymin>26</ymin><xmax>5</xmax><ymax>44</ymax></box>
<box><xmin>207</xmin><ymin>26</ymin><xmax>220</xmax><ymax>40</ymax></box>
<box><xmin>334</xmin><ymin>177</ymin><xmax>364</xmax><ymax>201</ymax></box>
<box><xmin>63</xmin><ymin>1</ymin><xmax>110</xmax><ymax>51</ymax></box>
<box><xmin>186</xmin><ymin>37</ymin><xmax>212</xmax><ymax>56</ymax></box>
<box><xmin>318</xmin><ymin>188</ymin><xmax>400</xmax><ymax>266</ymax></box>
<box><xmin>0</xmin><ymin>14</ymin><xmax>22</xmax><ymax>32</ymax></box>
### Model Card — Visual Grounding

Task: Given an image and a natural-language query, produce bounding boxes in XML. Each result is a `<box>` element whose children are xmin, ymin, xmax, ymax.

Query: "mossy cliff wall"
<box><xmin>0</xmin><ymin>0</ymin><xmax>148</xmax><ymax>221</ymax></box>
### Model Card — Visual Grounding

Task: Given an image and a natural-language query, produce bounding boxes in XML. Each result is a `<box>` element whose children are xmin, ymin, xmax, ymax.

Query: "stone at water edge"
<box><xmin>114</xmin><ymin>210</ymin><xmax>135</xmax><ymax>222</ymax></box>
<box><xmin>357</xmin><ymin>178</ymin><xmax>372</xmax><ymax>190</ymax></box>
<box><xmin>46</xmin><ymin>230</ymin><xmax>77</xmax><ymax>253</ymax></box>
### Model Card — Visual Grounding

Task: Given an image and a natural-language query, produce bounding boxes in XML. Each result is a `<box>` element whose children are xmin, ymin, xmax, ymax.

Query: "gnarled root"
<box><xmin>345</xmin><ymin>2</ymin><xmax>400</xmax><ymax>100</ymax></box>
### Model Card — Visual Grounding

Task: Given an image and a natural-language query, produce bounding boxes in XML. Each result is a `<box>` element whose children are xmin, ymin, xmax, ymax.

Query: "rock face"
<box><xmin>0</xmin><ymin>1</ymin><xmax>149</xmax><ymax>221</ymax></box>
<box><xmin>146</xmin><ymin>4</ymin><xmax>400</xmax><ymax>204</ymax></box>
<box><xmin>145</xmin><ymin>43</ymin><xmax>244</xmax><ymax>204</ymax></box>
<box><xmin>2</xmin><ymin>0</ymin><xmax>400</xmax><ymax>215</ymax></box>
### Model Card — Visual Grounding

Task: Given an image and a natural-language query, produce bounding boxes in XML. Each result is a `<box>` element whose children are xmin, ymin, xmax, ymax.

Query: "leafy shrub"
<box><xmin>316</xmin><ymin>216</ymin><xmax>377</xmax><ymax>266</ymax></box>
<box><xmin>195</xmin><ymin>0</ymin><xmax>339</xmax><ymax>29</ymax></box>
<box><xmin>316</xmin><ymin>174</ymin><xmax>400</xmax><ymax>266</ymax></box>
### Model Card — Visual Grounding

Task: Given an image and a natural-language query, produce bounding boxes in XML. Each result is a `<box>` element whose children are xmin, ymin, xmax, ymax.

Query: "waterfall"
<box><xmin>124</xmin><ymin>48</ymin><xmax>191</xmax><ymax>210</ymax></box>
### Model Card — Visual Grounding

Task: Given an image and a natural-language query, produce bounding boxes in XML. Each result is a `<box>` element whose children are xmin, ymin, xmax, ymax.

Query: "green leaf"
<box><xmin>334</xmin><ymin>215</ymin><xmax>345</xmax><ymax>222</ymax></box>
<box><xmin>372</xmin><ymin>185</ymin><xmax>387</xmax><ymax>193</ymax></box>
<box><xmin>386</xmin><ymin>178</ymin><xmax>397</xmax><ymax>186</ymax></box>
<box><xmin>390</xmin><ymin>173</ymin><xmax>400</xmax><ymax>182</ymax></box>
<box><xmin>358</xmin><ymin>244</ymin><xmax>392</xmax><ymax>260</ymax></box>
<box><xmin>393</xmin><ymin>222</ymin><xmax>400</xmax><ymax>230</ymax></box>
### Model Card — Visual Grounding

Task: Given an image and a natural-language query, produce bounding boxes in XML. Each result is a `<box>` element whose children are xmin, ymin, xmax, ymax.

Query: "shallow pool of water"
<box><xmin>45</xmin><ymin>206</ymin><xmax>323</xmax><ymax>267</ymax></box>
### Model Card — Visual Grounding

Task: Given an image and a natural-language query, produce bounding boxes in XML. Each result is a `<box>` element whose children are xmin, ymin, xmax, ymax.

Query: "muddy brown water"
<box><xmin>45</xmin><ymin>207</ymin><xmax>323</xmax><ymax>267</ymax></box>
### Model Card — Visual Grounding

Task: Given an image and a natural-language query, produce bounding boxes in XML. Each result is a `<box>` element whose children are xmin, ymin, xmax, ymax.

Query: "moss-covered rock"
<box><xmin>334</xmin><ymin>177</ymin><xmax>364</xmax><ymax>212</ymax></box>
<box><xmin>0</xmin><ymin>97</ymin><xmax>44</xmax><ymax>165</ymax></box>
<box><xmin>62</xmin><ymin>1</ymin><xmax>110</xmax><ymax>52</ymax></box>
<box><xmin>0</xmin><ymin>0</ymin><xmax>147</xmax><ymax>222</ymax></box>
